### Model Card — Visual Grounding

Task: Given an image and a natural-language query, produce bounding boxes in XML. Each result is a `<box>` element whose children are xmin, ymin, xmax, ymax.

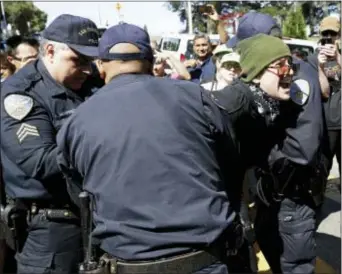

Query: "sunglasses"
<box><xmin>267</xmin><ymin>61</ymin><xmax>294</xmax><ymax>78</ymax></box>
<box><xmin>221</xmin><ymin>62</ymin><xmax>241</xmax><ymax>71</ymax></box>
<box><xmin>321</xmin><ymin>30</ymin><xmax>339</xmax><ymax>37</ymax></box>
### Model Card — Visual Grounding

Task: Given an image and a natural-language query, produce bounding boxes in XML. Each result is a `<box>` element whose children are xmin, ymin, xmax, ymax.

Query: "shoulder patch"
<box><xmin>290</xmin><ymin>79</ymin><xmax>310</xmax><ymax>106</ymax></box>
<box><xmin>4</xmin><ymin>94</ymin><xmax>34</xmax><ymax>120</ymax></box>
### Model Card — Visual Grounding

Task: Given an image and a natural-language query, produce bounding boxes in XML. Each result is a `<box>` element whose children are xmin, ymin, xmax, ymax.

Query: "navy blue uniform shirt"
<box><xmin>188</xmin><ymin>56</ymin><xmax>216</xmax><ymax>84</ymax></box>
<box><xmin>1</xmin><ymin>59</ymin><xmax>93</xmax><ymax>200</ymax></box>
<box><xmin>268</xmin><ymin>57</ymin><xmax>326</xmax><ymax>168</ymax></box>
<box><xmin>57</xmin><ymin>74</ymin><xmax>240</xmax><ymax>261</ymax></box>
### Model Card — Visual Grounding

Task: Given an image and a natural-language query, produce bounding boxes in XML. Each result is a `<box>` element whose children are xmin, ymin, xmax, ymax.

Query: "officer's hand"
<box><xmin>203</xmin><ymin>4</ymin><xmax>220</xmax><ymax>22</ymax></box>
<box><xmin>184</xmin><ymin>59</ymin><xmax>197</xmax><ymax>68</ymax></box>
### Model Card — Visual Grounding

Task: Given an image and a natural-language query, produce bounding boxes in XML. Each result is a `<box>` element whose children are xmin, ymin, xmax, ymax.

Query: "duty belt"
<box><xmin>99</xmin><ymin>250</ymin><xmax>218</xmax><ymax>274</ymax></box>
<box><xmin>29</xmin><ymin>201</ymin><xmax>79</xmax><ymax>221</ymax></box>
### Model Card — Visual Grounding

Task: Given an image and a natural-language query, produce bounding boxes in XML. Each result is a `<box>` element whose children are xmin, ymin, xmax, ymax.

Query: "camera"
<box><xmin>198</xmin><ymin>5</ymin><xmax>213</xmax><ymax>14</ymax></box>
<box><xmin>321</xmin><ymin>37</ymin><xmax>333</xmax><ymax>46</ymax></box>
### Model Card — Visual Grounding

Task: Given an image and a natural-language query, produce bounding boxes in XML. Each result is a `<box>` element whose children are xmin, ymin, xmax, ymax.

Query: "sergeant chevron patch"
<box><xmin>16</xmin><ymin>123</ymin><xmax>40</xmax><ymax>143</ymax></box>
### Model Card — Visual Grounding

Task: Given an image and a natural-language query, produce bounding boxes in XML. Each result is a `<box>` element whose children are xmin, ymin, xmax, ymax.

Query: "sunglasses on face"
<box><xmin>321</xmin><ymin>30</ymin><xmax>339</xmax><ymax>37</ymax></box>
<box><xmin>267</xmin><ymin>60</ymin><xmax>294</xmax><ymax>77</ymax></box>
<box><xmin>221</xmin><ymin>62</ymin><xmax>241</xmax><ymax>71</ymax></box>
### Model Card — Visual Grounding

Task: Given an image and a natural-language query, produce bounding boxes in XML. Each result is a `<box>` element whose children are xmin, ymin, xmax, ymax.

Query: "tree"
<box><xmin>2</xmin><ymin>1</ymin><xmax>47</xmax><ymax>36</ymax></box>
<box><xmin>166</xmin><ymin>1</ymin><xmax>294</xmax><ymax>34</ymax></box>
<box><xmin>282</xmin><ymin>5</ymin><xmax>307</xmax><ymax>39</ymax></box>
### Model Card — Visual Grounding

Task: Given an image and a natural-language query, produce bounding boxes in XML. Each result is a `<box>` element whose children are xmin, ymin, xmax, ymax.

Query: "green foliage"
<box><xmin>282</xmin><ymin>5</ymin><xmax>307</xmax><ymax>39</ymax></box>
<box><xmin>166</xmin><ymin>1</ymin><xmax>294</xmax><ymax>34</ymax></box>
<box><xmin>3</xmin><ymin>1</ymin><xmax>47</xmax><ymax>35</ymax></box>
<box><xmin>166</xmin><ymin>1</ymin><xmax>221</xmax><ymax>33</ymax></box>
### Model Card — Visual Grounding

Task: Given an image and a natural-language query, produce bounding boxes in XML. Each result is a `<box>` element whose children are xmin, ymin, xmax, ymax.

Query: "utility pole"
<box><xmin>0</xmin><ymin>1</ymin><xmax>7</xmax><ymax>28</ymax></box>
<box><xmin>97</xmin><ymin>2</ymin><xmax>102</xmax><ymax>26</ymax></box>
<box><xmin>187</xmin><ymin>0</ymin><xmax>193</xmax><ymax>34</ymax></box>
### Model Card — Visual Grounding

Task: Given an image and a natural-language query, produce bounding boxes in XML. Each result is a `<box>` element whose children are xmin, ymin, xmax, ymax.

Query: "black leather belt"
<box><xmin>101</xmin><ymin>250</ymin><xmax>219</xmax><ymax>274</ymax></box>
<box><xmin>36</xmin><ymin>208</ymin><xmax>79</xmax><ymax>221</ymax></box>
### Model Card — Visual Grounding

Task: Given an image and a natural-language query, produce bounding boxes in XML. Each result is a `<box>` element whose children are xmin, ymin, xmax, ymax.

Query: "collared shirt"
<box><xmin>0</xmin><ymin>59</ymin><xmax>93</xmax><ymax>200</ymax></box>
<box><xmin>188</xmin><ymin>56</ymin><xmax>216</xmax><ymax>84</ymax></box>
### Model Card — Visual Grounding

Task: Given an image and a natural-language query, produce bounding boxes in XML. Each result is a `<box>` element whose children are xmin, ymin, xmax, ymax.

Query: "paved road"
<box><xmin>316</xmin><ymin>166</ymin><xmax>341</xmax><ymax>274</ymax></box>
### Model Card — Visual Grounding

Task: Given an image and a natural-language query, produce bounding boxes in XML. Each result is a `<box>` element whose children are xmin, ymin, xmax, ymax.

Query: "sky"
<box><xmin>33</xmin><ymin>1</ymin><xmax>185</xmax><ymax>36</ymax></box>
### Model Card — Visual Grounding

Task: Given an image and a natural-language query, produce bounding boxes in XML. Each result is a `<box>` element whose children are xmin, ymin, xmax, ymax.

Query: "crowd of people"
<box><xmin>0</xmin><ymin>7</ymin><xmax>340</xmax><ymax>274</ymax></box>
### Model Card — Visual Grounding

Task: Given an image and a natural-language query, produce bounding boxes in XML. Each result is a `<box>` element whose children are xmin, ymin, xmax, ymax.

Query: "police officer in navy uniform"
<box><xmin>1</xmin><ymin>14</ymin><xmax>99</xmax><ymax>273</ymax></box>
<box><xmin>307</xmin><ymin>16</ymin><xmax>341</xmax><ymax>187</ymax></box>
<box><xmin>56</xmin><ymin>23</ymin><xmax>252</xmax><ymax>274</ymax></box>
<box><xmin>225</xmin><ymin>12</ymin><xmax>328</xmax><ymax>274</ymax></box>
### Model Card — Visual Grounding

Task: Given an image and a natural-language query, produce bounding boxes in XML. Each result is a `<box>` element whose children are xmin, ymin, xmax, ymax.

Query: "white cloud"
<box><xmin>33</xmin><ymin>1</ymin><xmax>185</xmax><ymax>35</ymax></box>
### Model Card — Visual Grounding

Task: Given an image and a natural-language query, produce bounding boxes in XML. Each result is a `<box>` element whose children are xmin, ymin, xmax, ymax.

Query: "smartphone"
<box><xmin>198</xmin><ymin>5</ymin><xmax>212</xmax><ymax>14</ymax></box>
<box><xmin>321</xmin><ymin>37</ymin><xmax>333</xmax><ymax>45</ymax></box>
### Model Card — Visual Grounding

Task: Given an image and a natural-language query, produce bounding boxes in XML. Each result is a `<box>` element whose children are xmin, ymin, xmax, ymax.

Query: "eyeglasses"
<box><xmin>267</xmin><ymin>61</ymin><xmax>293</xmax><ymax>77</ymax></box>
<box><xmin>321</xmin><ymin>30</ymin><xmax>339</xmax><ymax>37</ymax></box>
<box><xmin>221</xmin><ymin>62</ymin><xmax>241</xmax><ymax>71</ymax></box>
<box><xmin>12</xmin><ymin>54</ymin><xmax>38</xmax><ymax>63</ymax></box>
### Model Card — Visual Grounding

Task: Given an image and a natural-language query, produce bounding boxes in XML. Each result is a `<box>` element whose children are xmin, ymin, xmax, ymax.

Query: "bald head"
<box><xmin>97</xmin><ymin>42</ymin><xmax>153</xmax><ymax>83</ymax></box>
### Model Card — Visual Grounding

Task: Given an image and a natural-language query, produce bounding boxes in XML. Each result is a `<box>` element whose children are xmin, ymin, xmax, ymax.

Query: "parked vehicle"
<box><xmin>159</xmin><ymin>34</ymin><xmax>221</xmax><ymax>61</ymax></box>
<box><xmin>159</xmin><ymin>34</ymin><xmax>318</xmax><ymax>61</ymax></box>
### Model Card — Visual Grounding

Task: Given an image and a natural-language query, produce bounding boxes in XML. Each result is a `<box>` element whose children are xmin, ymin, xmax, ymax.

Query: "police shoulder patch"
<box><xmin>4</xmin><ymin>94</ymin><xmax>34</xmax><ymax>120</ymax></box>
<box><xmin>290</xmin><ymin>79</ymin><xmax>310</xmax><ymax>106</ymax></box>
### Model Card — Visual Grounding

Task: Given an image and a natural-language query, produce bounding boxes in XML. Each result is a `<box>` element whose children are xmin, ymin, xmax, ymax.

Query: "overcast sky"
<box><xmin>34</xmin><ymin>1</ymin><xmax>185</xmax><ymax>35</ymax></box>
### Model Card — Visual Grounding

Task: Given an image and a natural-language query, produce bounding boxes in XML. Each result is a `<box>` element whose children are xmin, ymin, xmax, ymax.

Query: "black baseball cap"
<box><xmin>227</xmin><ymin>11</ymin><xmax>281</xmax><ymax>48</ymax></box>
<box><xmin>99</xmin><ymin>23</ymin><xmax>153</xmax><ymax>62</ymax></box>
<box><xmin>42</xmin><ymin>14</ymin><xmax>99</xmax><ymax>57</ymax></box>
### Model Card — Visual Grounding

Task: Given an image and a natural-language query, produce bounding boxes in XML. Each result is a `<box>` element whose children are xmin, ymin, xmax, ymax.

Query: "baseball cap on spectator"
<box><xmin>213</xmin><ymin>44</ymin><xmax>233</xmax><ymax>56</ymax></box>
<box><xmin>99</xmin><ymin>23</ymin><xmax>154</xmax><ymax>63</ymax></box>
<box><xmin>227</xmin><ymin>11</ymin><xmax>281</xmax><ymax>48</ymax></box>
<box><xmin>320</xmin><ymin>16</ymin><xmax>340</xmax><ymax>33</ymax></box>
<box><xmin>220</xmin><ymin>52</ymin><xmax>240</xmax><ymax>64</ymax></box>
<box><xmin>237</xmin><ymin>34</ymin><xmax>291</xmax><ymax>83</ymax></box>
<box><xmin>42</xmin><ymin>14</ymin><xmax>99</xmax><ymax>57</ymax></box>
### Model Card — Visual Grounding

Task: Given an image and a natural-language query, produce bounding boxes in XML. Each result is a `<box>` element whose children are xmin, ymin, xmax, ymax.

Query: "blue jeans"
<box><xmin>16</xmin><ymin>213</ymin><xmax>82</xmax><ymax>274</ymax></box>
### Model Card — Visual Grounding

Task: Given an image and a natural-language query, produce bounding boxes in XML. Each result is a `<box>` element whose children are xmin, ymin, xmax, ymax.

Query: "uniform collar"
<box><xmin>36</xmin><ymin>58</ymin><xmax>69</xmax><ymax>97</ymax></box>
<box><xmin>37</xmin><ymin>59</ymin><xmax>93</xmax><ymax>100</ymax></box>
<box><xmin>107</xmin><ymin>73</ymin><xmax>153</xmax><ymax>88</ymax></box>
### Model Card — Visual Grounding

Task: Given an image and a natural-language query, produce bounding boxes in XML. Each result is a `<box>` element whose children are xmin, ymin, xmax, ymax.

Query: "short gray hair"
<box><xmin>193</xmin><ymin>34</ymin><xmax>211</xmax><ymax>44</ymax></box>
<box><xmin>39</xmin><ymin>38</ymin><xmax>69</xmax><ymax>57</ymax></box>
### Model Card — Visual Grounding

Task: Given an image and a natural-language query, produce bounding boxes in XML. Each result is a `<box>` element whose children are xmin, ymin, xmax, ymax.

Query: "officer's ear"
<box><xmin>6</xmin><ymin>55</ymin><xmax>14</xmax><ymax>65</ymax></box>
<box><xmin>95</xmin><ymin>59</ymin><xmax>106</xmax><ymax>80</ymax></box>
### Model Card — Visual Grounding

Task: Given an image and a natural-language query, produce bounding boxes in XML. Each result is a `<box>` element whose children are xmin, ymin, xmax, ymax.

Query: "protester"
<box><xmin>0</xmin><ymin>52</ymin><xmax>15</xmax><ymax>82</ymax></box>
<box><xmin>6</xmin><ymin>37</ymin><xmax>39</xmax><ymax>72</ymax></box>
<box><xmin>153</xmin><ymin>51</ymin><xmax>191</xmax><ymax>80</ymax></box>
<box><xmin>201</xmin><ymin>52</ymin><xmax>240</xmax><ymax>91</ymax></box>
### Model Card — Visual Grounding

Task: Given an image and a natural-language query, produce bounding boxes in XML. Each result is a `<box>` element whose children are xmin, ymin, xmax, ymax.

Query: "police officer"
<box><xmin>0</xmin><ymin>14</ymin><xmax>99</xmax><ymax>273</ymax></box>
<box><xmin>307</xmin><ymin>16</ymin><xmax>341</xmax><ymax>186</ymax></box>
<box><xmin>56</xmin><ymin>23</ymin><xmax>256</xmax><ymax>274</ymax></box>
<box><xmin>226</xmin><ymin>11</ymin><xmax>328</xmax><ymax>274</ymax></box>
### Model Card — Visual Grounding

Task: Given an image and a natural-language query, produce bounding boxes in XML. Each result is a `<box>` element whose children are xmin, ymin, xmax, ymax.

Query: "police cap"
<box><xmin>99</xmin><ymin>23</ymin><xmax>153</xmax><ymax>63</ymax></box>
<box><xmin>42</xmin><ymin>14</ymin><xmax>99</xmax><ymax>57</ymax></box>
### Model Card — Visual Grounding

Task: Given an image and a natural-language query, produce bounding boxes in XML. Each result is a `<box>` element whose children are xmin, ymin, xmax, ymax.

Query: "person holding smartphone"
<box><xmin>307</xmin><ymin>16</ymin><xmax>341</xmax><ymax>186</ymax></box>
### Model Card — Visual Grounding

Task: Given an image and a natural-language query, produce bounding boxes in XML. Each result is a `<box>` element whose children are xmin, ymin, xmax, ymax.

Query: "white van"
<box><xmin>159</xmin><ymin>34</ymin><xmax>318</xmax><ymax>61</ymax></box>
